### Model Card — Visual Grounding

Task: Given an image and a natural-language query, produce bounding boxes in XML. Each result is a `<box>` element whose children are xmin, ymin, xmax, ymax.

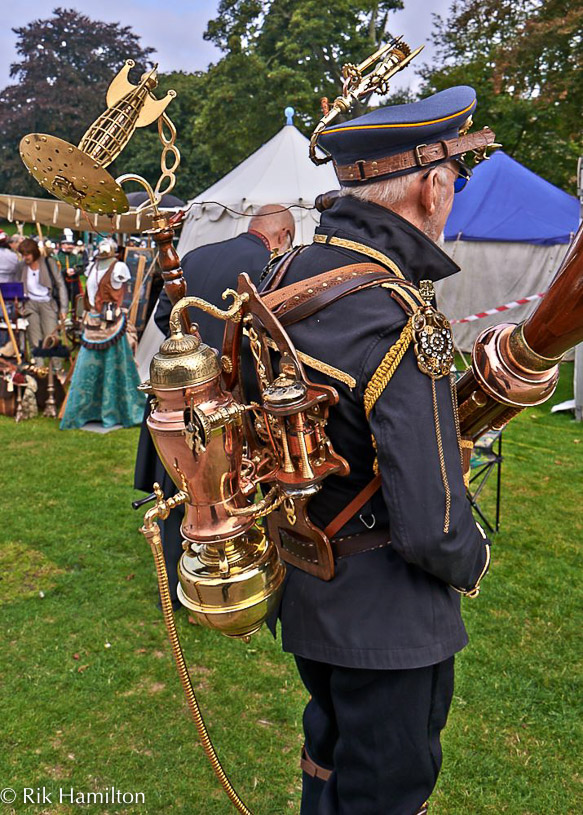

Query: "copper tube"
<box><xmin>140</xmin><ymin>499</ymin><xmax>251</xmax><ymax>815</ymax></box>
<box><xmin>522</xmin><ymin>222</ymin><xmax>583</xmax><ymax>359</ymax></box>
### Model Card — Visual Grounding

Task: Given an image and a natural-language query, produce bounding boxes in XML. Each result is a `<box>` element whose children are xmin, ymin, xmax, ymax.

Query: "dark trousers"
<box><xmin>295</xmin><ymin>655</ymin><xmax>455</xmax><ymax>815</ymax></box>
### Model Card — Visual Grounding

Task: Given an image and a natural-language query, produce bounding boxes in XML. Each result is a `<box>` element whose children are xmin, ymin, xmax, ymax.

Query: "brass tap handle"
<box><xmin>168</xmin><ymin>291</ymin><xmax>250</xmax><ymax>337</ymax></box>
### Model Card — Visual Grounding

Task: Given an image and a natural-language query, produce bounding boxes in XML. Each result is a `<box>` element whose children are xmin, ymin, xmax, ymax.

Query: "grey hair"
<box><xmin>340</xmin><ymin>165</ymin><xmax>451</xmax><ymax>208</ymax></box>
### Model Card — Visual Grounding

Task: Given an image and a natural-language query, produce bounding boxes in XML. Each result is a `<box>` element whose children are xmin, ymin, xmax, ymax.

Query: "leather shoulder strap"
<box><xmin>263</xmin><ymin>263</ymin><xmax>424</xmax><ymax>328</ymax></box>
<box><xmin>260</xmin><ymin>245</ymin><xmax>307</xmax><ymax>293</ymax></box>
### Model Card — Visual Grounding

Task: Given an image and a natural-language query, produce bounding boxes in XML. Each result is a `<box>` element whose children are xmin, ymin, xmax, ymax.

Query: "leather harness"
<box><xmin>261</xmin><ymin>251</ymin><xmax>425</xmax><ymax>559</ymax></box>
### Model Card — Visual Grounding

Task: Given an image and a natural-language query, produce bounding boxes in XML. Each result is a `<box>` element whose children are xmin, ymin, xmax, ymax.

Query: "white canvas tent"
<box><xmin>137</xmin><ymin>118</ymin><xmax>337</xmax><ymax>380</ymax></box>
<box><xmin>176</xmin><ymin>120</ymin><xmax>338</xmax><ymax>257</ymax></box>
<box><xmin>436</xmin><ymin>152</ymin><xmax>579</xmax><ymax>351</ymax></box>
<box><xmin>0</xmin><ymin>193</ymin><xmax>173</xmax><ymax>233</ymax></box>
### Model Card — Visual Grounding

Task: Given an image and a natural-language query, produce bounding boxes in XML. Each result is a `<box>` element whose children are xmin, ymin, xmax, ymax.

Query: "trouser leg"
<box><xmin>25</xmin><ymin>301</ymin><xmax>42</xmax><ymax>364</ymax></box>
<box><xmin>295</xmin><ymin>659</ymin><xmax>336</xmax><ymax>814</ymax></box>
<box><xmin>159</xmin><ymin>471</ymin><xmax>184</xmax><ymax>609</ymax></box>
<box><xmin>294</xmin><ymin>655</ymin><xmax>455</xmax><ymax>815</ymax></box>
<box><xmin>40</xmin><ymin>301</ymin><xmax>61</xmax><ymax>369</ymax></box>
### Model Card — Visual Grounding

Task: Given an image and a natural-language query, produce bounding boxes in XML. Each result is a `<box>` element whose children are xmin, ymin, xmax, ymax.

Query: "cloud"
<box><xmin>0</xmin><ymin>0</ymin><xmax>222</xmax><ymax>88</ymax></box>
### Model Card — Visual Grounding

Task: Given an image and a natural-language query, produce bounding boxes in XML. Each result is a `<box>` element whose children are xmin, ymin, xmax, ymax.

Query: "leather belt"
<box><xmin>335</xmin><ymin>126</ymin><xmax>496</xmax><ymax>183</ymax></box>
<box><xmin>332</xmin><ymin>528</ymin><xmax>390</xmax><ymax>560</ymax></box>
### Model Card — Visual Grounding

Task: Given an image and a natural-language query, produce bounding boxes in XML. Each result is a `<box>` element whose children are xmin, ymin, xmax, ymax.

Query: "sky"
<box><xmin>0</xmin><ymin>0</ymin><xmax>453</xmax><ymax>97</ymax></box>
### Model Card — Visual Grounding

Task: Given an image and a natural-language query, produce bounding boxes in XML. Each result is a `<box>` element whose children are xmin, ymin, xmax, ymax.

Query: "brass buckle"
<box><xmin>414</xmin><ymin>143</ymin><xmax>429</xmax><ymax>166</ymax></box>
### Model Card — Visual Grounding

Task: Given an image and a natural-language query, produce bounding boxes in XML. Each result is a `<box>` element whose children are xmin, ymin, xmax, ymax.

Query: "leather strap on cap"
<box><xmin>335</xmin><ymin>126</ymin><xmax>496</xmax><ymax>183</ymax></box>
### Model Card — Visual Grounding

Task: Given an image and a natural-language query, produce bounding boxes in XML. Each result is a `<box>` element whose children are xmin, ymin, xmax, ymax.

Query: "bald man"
<box><xmin>151</xmin><ymin>204</ymin><xmax>295</xmax><ymax>349</ymax></box>
<box><xmin>134</xmin><ymin>204</ymin><xmax>295</xmax><ymax>607</ymax></box>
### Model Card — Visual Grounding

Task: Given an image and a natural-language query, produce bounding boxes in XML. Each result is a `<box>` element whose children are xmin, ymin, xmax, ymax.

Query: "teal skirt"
<box><xmin>60</xmin><ymin>336</ymin><xmax>146</xmax><ymax>430</ymax></box>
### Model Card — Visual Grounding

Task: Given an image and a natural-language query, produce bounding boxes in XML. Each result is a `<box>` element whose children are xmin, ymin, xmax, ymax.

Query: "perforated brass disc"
<box><xmin>19</xmin><ymin>133</ymin><xmax>129</xmax><ymax>216</ymax></box>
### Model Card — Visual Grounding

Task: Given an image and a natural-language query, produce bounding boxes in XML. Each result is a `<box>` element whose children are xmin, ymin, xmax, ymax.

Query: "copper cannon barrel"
<box><xmin>457</xmin><ymin>221</ymin><xmax>583</xmax><ymax>441</ymax></box>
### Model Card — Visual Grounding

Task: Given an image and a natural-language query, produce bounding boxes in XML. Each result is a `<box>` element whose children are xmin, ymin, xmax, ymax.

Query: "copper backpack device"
<box><xmin>140</xmin><ymin>254</ymin><xmax>426</xmax><ymax>641</ymax></box>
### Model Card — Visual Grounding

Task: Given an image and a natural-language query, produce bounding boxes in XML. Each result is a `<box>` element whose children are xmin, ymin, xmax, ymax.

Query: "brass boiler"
<box><xmin>142</xmin><ymin>303</ymin><xmax>285</xmax><ymax>640</ymax></box>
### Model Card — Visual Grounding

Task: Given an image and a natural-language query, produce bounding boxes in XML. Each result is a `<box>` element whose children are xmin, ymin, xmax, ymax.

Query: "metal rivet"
<box><xmin>41</xmin><ymin>136</ymin><xmax>47</xmax><ymax>142</ymax></box>
<box><xmin>25</xmin><ymin>138</ymin><xmax>30</xmax><ymax>144</ymax></box>
<box><xmin>322</xmin><ymin>282</ymin><xmax>328</xmax><ymax>287</ymax></box>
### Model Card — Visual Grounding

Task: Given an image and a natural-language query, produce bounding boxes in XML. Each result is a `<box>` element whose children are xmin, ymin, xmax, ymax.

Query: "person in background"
<box><xmin>134</xmin><ymin>204</ymin><xmax>296</xmax><ymax>608</ymax></box>
<box><xmin>55</xmin><ymin>233</ymin><xmax>85</xmax><ymax>312</ymax></box>
<box><xmin>60</xmin><ymin>238</ymin><xmax>145</xmax><ymax>430</ymax></box>
<box><xmin>18</xmin><ymin>237</ymin><xmax>67</xmax><ymax>366</ymax></box>
<box><xmin>0</xmin><ymin>231</ymin><xmax>20</xmax><ymax>284</ymax></box>
<box><xmin>7</xmin><ymin>234</ymin><xmax>23</xmax><ymax>257</ymax></box>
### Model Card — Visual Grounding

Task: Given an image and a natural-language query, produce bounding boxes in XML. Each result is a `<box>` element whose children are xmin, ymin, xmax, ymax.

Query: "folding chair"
<box><xmin>468</xmin><ymin>429</ymin><xmax>503</xmax><ymax>533</ymax></box>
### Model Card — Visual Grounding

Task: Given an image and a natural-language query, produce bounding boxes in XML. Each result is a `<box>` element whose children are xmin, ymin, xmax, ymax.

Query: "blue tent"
<box><xmin>445</xmin><ymin>151</ymin><xmax>579</xmax><ymax>245</ymax></box>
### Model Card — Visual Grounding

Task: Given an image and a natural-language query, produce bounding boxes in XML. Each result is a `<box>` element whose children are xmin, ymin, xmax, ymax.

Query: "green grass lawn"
<box><xmin>1</xmin><ymin>365</ymin><xmax>581</xmax><ymax>814</ymax></box>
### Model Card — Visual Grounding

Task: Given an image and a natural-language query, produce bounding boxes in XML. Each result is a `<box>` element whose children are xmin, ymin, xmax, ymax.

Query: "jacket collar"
<box><xmin>315</xmin><ymin>194</ymin><xmax>459</xmax><ymax>286</ymax></box>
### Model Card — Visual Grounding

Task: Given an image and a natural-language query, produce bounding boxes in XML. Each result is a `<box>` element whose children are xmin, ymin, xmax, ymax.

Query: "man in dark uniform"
<box><xmin>261</xmin><ymin>87</ymin><xmax>493</xmax><ymax>814</ymax></box>
<box><xmin>134</xmin><ymin>204</ymin><xmax>295</xmax><ymax>606</ymax></box>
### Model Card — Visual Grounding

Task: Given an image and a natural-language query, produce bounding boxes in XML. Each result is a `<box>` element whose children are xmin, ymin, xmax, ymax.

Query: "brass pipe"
<box><xmin>140</xmin><ymin>486</ymin><xmax>252</xmax><ymax>815</ymax></box>
<box><xmin>226</xmin><ymin>485</ymin><xmax>284</xmax><ymax>519</ymax></box>
<box><xmin>168</xmin><ymin>291</ymin><xmax>249</xmax><ymax>337</ymax></box>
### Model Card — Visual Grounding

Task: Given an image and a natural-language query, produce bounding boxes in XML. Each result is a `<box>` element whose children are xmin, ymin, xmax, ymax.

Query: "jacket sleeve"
<box><xmin>361</xmin><ymin>322</ymin><xmax>490</xmax><ymax>592</ymax></box>
<box><xmin>154</xmin><ymin>288</ymin><xmax>171</xmax><ymax>337</ymax></box>
<box><xmin>48</xmin><ymin>258</ymin><xmax>68</xmax><ymax>313</ymax></box>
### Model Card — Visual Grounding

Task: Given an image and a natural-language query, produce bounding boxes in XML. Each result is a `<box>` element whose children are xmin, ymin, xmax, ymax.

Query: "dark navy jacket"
<box><xmin>154</xmin><ymin>231</ymin><xmax>270</xmax><ymax>345</ymax></box>
<box><xmin>134</xmin><ymin>231</ymin><xmax>269</xmax><ymax>493</ymax></box>
<box><xmin>264</xmin><ymin>195</ymin><xmax>490</xmax><ymax>670</ymax></box>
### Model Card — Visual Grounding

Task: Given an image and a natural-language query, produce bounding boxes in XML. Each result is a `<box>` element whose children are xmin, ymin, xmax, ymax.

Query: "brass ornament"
<box><xmin>412</xmin><ymin>280</ymin><xmax>455</xmax><ymax>379</ymax></box>
<box><xmin>19</xmin><ymin>61</ymin><xmax>178</xmax><ymax>216</ymax></box>
<box><xmin>309</xmin><ymin>36</ymin><xmax>424</xmax><ymax>165</ymax></box>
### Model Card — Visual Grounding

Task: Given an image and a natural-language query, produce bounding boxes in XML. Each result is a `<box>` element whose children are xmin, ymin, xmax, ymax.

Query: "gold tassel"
<box><xmin>364</xmin><ymin>318</ymin><xmax>414</xmax><ymax>472</ymax></box>
<box><xmin>432</xmin><ymin>377</ymin><xmax>451</xmax><ymax>534</ymax></box>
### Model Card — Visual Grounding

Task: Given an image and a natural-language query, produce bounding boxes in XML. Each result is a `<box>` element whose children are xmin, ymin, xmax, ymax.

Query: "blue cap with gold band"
<box><xmin>318</xmin><ymin>86</ymin><xmax>495</xmax><ymax>186</ymax></box>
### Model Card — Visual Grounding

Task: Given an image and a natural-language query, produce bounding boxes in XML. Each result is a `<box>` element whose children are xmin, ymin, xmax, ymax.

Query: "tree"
<box><xmin>420</xmin><ymin>0</ymin><xmax>583</xmax><ymax>192</ymax></box>
<box><xmin>0</xmin><ymin>7</ymin><xmax>154</xmax><ymax>197</ymax></box>
<box><xmin>194</xmin><ymin>0</ymin><xmax>405</xmax><ymax>176</ymax></box>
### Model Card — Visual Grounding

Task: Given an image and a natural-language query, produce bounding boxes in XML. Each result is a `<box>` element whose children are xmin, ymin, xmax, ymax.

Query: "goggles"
<box><xmin>423</xmin><ymin>158</ymin><xmax>473</xmax><ymax>193</ymax></box>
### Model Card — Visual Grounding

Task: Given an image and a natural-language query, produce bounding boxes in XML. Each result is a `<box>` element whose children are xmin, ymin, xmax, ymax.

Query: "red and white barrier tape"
<box><xmin>451</xmin><ymin>292</ymin><xmax>545</xmax><ymax>324</ymax></box>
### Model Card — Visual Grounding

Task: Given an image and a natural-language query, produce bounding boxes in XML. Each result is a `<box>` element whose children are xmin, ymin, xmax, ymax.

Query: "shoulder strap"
<box><xmin>260</xmin><ymin>245</ymin><xmax>307</xmax><ymax>292</ymax></box>
<box><xmin>263</xmin><ymin>263</ymin><xmax>424</xmax><ymax>328</ymax></box>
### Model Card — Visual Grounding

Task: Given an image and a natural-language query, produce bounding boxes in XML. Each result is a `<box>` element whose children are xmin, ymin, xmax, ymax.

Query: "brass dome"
<box><xmin>149</xmin><ymin>330</ymin><xmax>221</xmax><ymax>389</ymax></box>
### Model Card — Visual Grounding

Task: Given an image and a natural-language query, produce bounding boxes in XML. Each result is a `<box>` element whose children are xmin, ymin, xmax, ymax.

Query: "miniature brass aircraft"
<box><xmin>19</xmin><ymin>60</ymin><xmax>178</xmax><ymax>216</ymax></box>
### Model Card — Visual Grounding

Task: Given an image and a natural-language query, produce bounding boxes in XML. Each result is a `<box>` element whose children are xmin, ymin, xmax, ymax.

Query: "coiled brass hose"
<box><xmin>140</xmin><ymin>489</ymin><xmax>252</xmax><ymax>815</ymax></box>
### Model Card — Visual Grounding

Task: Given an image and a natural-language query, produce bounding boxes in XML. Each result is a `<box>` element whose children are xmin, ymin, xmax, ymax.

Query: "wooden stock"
<box><xmin>522</xmin><ymin>222</ymin><xmax>583</xmax><ymax>359</ymax></box>
<box><xmin>151</xmin><ymin>212</ymin><xmax>192</xmax><ymax>334</ymax></box>
<box><xmin>457</xmin><ymin>221</ymin><xmax>583</xmax><ymax>441</ymax></box>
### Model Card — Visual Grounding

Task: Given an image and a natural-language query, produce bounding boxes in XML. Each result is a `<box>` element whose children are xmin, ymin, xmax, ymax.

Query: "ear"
<box><xmin>419</xmin><ymin>169</ymin><xmax>439</xmax><ymax>217</ymax></box>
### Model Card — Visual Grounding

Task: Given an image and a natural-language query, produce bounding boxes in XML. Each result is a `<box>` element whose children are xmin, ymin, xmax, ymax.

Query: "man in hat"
<box><xmin>261</xmin><ymin>87</ymin><xmax>493</xmax><ymax>814</ymax></box>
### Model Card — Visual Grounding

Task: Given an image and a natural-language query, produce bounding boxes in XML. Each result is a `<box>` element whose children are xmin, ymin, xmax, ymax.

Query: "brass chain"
<box><xmin>154</xmin><ymin>112</ymin><xmax>181</xmax><ymax>199</ymax></box>
<box><xmin>284</xmin><ymin>497</ymin><xmax>297</xmax><ymax>526</ymax></box>
<box><xmin>246</xmin><ymin>322</ymin><xmax>269</xmax><ymax>389</ymax></box>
